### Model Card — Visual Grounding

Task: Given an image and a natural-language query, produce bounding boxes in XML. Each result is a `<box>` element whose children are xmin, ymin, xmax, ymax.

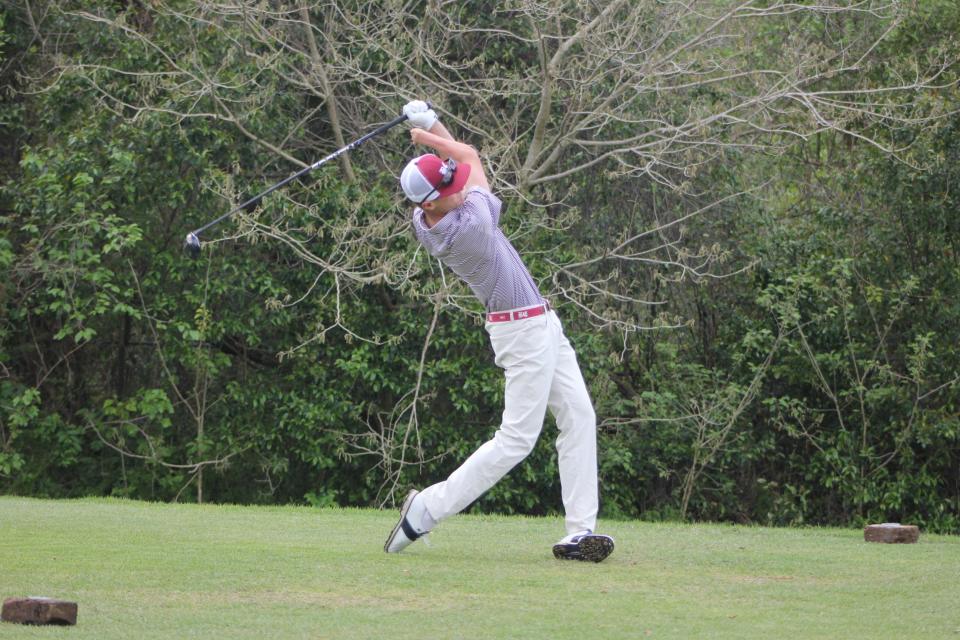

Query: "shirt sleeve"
<box><xmin>464</xmin><ymin>187</ymin><xmax>503</xmax><ymax>228</ymax></box>
<box><xmin>489</xmin><ymin>191</ymin><xmax>503</xmax><ymax>227</ymax></box>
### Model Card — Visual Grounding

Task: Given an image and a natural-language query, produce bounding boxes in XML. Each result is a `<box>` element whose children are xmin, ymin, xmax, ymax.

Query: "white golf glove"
<box><xmin>403</xmin><ymin>100</ymin><xmax>438</xmax><ymax>130</ymax></box>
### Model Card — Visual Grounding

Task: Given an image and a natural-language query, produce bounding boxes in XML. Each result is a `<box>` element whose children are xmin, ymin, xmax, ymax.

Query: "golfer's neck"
<box><xmin>424</xmin><ymin>208</ymin><xmax>453</xmax><ymax>228</ymax></box>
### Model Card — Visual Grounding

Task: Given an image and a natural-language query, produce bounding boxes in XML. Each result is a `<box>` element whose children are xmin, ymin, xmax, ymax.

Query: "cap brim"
<box><xmin>435</xmin><ymin>162</ymin><xmax>472</xmax><ymax>199</ymax></box>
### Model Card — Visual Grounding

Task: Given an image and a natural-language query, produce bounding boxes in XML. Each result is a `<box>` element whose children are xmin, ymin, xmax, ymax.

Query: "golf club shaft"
<box><xmin>190</xmin><ymin>112</ymin><xmax>409</xmax><ymax>238</ymax></box>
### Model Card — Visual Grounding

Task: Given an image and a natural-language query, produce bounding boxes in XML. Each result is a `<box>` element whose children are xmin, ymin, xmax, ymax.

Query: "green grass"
<box><xmin>0</xmin><ymin>497</ymin><xmax>958</xmax><ymax>639</ymax></box>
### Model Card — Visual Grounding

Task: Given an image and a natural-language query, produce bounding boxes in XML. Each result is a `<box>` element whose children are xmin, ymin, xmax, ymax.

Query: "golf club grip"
<box><xmin>331</xmin><ymin>101</ymin><xmax>432</xmax><ymax>159</ymax></box>
<box><xmin>353</xmin><ymin>112</ymin><xmax>410</xmax><ymax>147</ymax></box>
<box><xmin>190</xmin><ymin>109</ymin><xmax>414</xmax><ymax>237</ymax></box>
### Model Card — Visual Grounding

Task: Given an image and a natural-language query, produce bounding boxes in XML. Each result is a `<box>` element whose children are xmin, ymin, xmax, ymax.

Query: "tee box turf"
<box><xmin>1</xmin><ymin>597</ymin><xmax>78</xmax><ymax>626</ymax></box>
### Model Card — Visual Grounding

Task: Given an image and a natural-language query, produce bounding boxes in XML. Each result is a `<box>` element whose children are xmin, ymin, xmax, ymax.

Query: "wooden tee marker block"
<box><xmin>1</xmin><ymin>597</ymin><xmax>78</xmax><ymax>626</ymax></box>
<box><xmin>864</xmin><ymin>523</ymin><xmax>920</xmax><ymax>544</ymax></box>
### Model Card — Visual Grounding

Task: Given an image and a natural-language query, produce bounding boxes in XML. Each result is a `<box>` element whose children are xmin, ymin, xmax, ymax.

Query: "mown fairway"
<box><xmin>0</xmin><ymin>497</ymin><xmax>957</xmax><ymax>639</ymax></box>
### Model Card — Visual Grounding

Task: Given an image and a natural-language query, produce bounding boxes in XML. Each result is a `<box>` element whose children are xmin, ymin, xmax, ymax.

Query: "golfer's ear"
<box><xmin>421</xmin><ymin>201</ymin><xmax>434</xmax><ymax>211</ymax></box>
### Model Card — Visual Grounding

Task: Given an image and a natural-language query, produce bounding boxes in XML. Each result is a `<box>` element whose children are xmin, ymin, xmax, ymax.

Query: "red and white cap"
<box><xmin>400</xmin><ymin>153</ymin><xmax>471</xmax><ymax>204</ymax></box>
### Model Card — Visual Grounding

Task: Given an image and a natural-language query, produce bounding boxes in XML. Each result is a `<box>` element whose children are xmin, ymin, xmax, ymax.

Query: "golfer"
<box><xmin>384</xmin><ymin>100</ymin><xmax>614</xmax><ymax>562</ymax></box>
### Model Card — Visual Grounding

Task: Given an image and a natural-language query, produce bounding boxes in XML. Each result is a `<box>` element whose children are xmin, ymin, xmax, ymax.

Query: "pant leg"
<box><xmin>420</xmin><ymin>314</ymin><xmax>557</xmax><ymax>521</ymax></box>
<box><xmin>546</xmin><ymin>312</ymin><xmax>599</xmax><ymax>535</ymax></box>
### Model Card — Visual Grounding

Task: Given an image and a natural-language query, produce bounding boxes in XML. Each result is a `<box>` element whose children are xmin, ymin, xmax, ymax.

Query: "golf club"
<box><xmin>183</xmin><ymin>107</ymin><xmax>418</xmax><ymax>258</ymax></box>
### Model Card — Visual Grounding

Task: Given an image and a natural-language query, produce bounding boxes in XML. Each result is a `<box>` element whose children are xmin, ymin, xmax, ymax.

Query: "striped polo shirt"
<box><xmin>413</xmin><ymin>187</ymin><xmax>543</xmax><ymax>312</ymax></box>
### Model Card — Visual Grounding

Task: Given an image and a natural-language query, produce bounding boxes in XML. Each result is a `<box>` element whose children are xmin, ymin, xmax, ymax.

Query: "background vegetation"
<box><xmin>1</xmin><ymin>1</ymin><xmax>958</xmax><ymax>532</ymax></box>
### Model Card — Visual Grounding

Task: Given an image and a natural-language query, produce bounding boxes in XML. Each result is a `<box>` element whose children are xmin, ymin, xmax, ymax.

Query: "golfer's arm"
<box><xmin>427</xmin><ymin>121</ymin><xmax>456</xmax><ymax>142</ymax></box>
<box><xmin>416</xmin><ymin>129</ymin><xmax>490</xmax><ymax>191</ymax></box>
<box><xmin>416</xmin><ymin>129</ymin><xmax>475</xmax><ymax>164</ymax></box>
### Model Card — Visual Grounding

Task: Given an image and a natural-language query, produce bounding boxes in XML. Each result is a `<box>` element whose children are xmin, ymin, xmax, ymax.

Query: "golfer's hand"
<box><xmin>403</xmin><ymin>100</ymin><xmax>438</xmax><ymax>130</ymax></box>
<box><xmin>410</xmin><ymin>127</ymin><xmax>430</xmax><ymax>146</ymax></box>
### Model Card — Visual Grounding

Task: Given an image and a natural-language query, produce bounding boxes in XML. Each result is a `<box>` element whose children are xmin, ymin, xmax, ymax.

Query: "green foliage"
<box><xmin>0</xmin><ymin>0</ymin><xmax>957</xmax><ymax>534</ymax></box>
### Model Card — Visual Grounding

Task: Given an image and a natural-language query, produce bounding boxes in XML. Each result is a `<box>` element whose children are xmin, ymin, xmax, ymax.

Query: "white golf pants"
<box><xmin>419</xmin><ymin>309</ymin><xmax>598</xmax><ymax>535</ymax></box>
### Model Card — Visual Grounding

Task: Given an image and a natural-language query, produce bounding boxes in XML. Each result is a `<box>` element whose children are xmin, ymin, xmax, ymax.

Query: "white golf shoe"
<box><xmin>552</xmin><ymin>530</ymin><xmax>615</xmax><ymax>563</ymax></box>
<box><xmin>384</xmin><ymin>490</ymin><xmax>433</xmax><ymax>553</ymax></box>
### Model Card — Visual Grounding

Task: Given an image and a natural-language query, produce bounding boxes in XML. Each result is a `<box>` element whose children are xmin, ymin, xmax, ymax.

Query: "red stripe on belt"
<box><xmin>487</xmin><ymin>304</ymin><xmax>548</xmax><ymax>323</ymax></box>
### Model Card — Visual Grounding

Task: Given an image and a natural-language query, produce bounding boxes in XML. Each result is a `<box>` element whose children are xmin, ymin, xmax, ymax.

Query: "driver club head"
<box><xmin>183</xmin><ymin>232</ymin><xmax>201</xmax><ymax>259</ymax></box>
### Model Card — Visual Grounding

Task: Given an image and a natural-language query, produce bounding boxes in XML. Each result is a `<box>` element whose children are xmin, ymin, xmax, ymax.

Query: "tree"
<box><xmin>2</xmin><ymin>0</ymin><xmax>957</xmax><ymax>528</ymax></box>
